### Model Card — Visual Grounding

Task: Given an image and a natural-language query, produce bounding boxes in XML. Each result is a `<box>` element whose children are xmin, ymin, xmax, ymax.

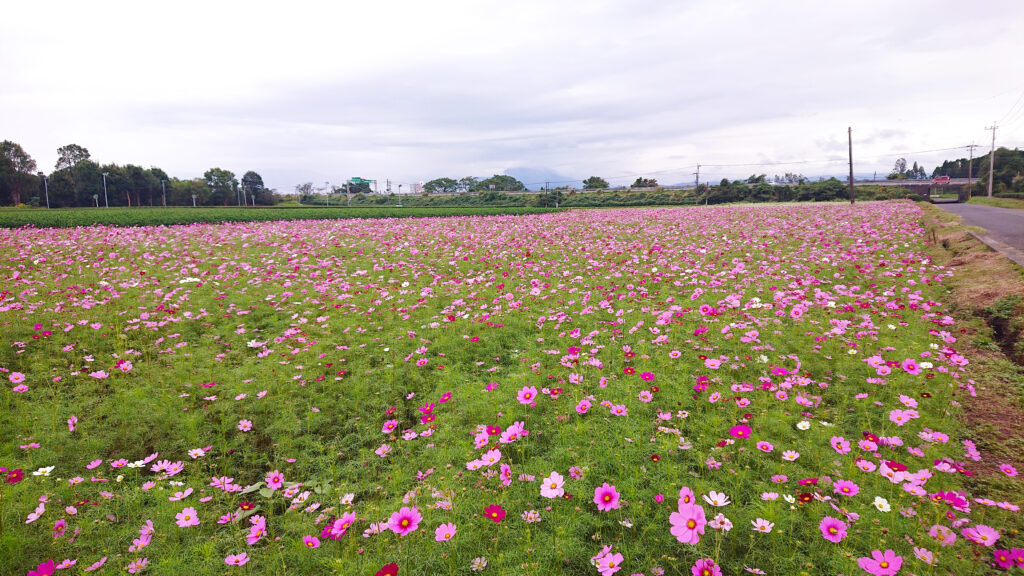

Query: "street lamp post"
<box><xmin>191</xmin><ymin>194</ymin><xmax>197</xmax><ymax>207</ymax></box>
<box><xmin>37</xmin><ymin>172</ymin><xmax>49</xmax><ymax>209</ymax></box>
<box><xmin>101</xmin><ymin>172</ymin><xmax>109</xmax><ymax>208</ymax></box>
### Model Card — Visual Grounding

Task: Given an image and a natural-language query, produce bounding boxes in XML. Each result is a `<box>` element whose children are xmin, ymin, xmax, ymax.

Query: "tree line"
<box><xmin>0</xmin><ymin>141</ymin><xmax>278</xmax><ymax>208</ymax></box>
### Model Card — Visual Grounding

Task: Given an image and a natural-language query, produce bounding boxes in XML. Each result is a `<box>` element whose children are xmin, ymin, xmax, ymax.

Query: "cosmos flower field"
<box><xmin>2</xmin><ymin>203</ymin><xmax>1021</xmax><ymax>575</ymax></box>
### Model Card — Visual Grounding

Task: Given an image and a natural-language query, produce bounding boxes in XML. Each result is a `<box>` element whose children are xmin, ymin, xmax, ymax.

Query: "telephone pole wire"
<box><xmin>985</xmin><ymin>123</ymin><xmax>998</xmax><ymax>197</ymax></box>
<box><xmin>847</xmin><ymin>127</ymin><xmax>855</xmax><ymax>205</ymax></box>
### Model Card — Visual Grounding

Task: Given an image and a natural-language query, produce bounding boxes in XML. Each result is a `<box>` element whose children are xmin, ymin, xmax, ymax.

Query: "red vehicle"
<box><xmin>933</xmin><ymin>176</ymin><xmax>951</xmax><ymax>183</ymax></box>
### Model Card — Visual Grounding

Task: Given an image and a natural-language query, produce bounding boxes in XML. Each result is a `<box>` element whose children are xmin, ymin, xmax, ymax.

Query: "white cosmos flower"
<box><xmin>703</xmin><ymin>491</ymin><xmax>731</xmax><ymax>507</ymax></box>
<box><xmin>796</xmin><ymin>421</ymin><xmax>811</xmax><ymax>430</ymax></box>
<box><xmin>32</xmin><ymin>466</ymin><xmax>55</xmax><ymax>477</ymax></box>
<box><xmin>873</xmin><ymin>496</ymin><xmax>891</xmax><ymax>512</ymax></box>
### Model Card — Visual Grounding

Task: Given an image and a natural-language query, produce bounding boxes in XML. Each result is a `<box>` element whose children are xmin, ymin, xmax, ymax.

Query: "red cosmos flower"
<box><xmin>649</xmin><ymin>386</ymin><xmax>659</xmax><ymax>393</ymax></box>
<box><xmin>375</xmin><ymin>563</ymin><xmax>399</xmax><ymax>576</ymax></box>
<box><xmin>650</xmin><ymin>454</ymin><xmax>661</xmax><ymax>462</ymax></box>
<box><xmin>798</xmin><ymin>493</ymin><xmax>814</xmax><ymax>503</ymax></box>
<box><xmin>484</xmin><ymin>505</ymin><xmax>506</xmax><ymax>523</ymax></box>
<box><xmin>486</xmin><ymin>425</ymin><xmax>501</xmax><ymax>436</ymax></box>
<box><xmin>5</xmin><ymin>468</ymin><xmax>24</xmax><ymax>483</ymax></box>
<box><xmin>623</xmin><ymin>367</ymin><xmax>636</xmax><ymax>375</ymax></box>
<box><xmin>797</xmin><ymin>478</ymin><xmax>819</xmax><ymax>486</ymax></box>
<box><xmin>420</xmin><ymin>413</ymin><xmax>436</xmax><ymax>425</ymax></box>
<box><xmin>885</xmin><ymin>461</ymin><xmax>908</xmax><ymax>472</ymax></box>
<box><xmin>238</xmin><ymin>501</ymin><xmax>255</xmax><ymax>511</ymax></box>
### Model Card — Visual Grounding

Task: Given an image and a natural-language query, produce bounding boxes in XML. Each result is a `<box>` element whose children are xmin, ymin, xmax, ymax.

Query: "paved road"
<box><xmin>936</xmin><ymin>203</ymin><xmax>1024</xmax><ymax>267</ymax></box>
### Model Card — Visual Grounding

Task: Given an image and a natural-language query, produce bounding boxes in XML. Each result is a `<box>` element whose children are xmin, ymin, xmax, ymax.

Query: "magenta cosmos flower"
<box><xmin>856</xmin><ymin>549</ymin><xmax>902</xmax><ymax>576</ymax></box>
<box><xmin>225</xmin><ymin>553</ymin><xmax>249</xmax><ymax>566</ymax></box>
<box><xmin>388</xmin><ymin>506</ymin><xmax>421</xmax><ymax>536</ymax></box>
<box><xmin>691</xmin><ymin>558</ymin><xmax>722</xmax><ymax>576</ymax></box>
<box><xmin>302</xmin><ymin>535</ymin><xmax>320</xmax><ymax>548</ymax></box>
<box><xmin>728</xmin><ymin>425</ymin><xmax>751</xmax><ymax>439</ymax></box>
<box><xmin>593</xmin><ymin>483</ymin><xmax>621</xmax><ymax>511</ymax></box>
<box><xmin>670</xmin><ymin>502</ymin><xmax>706</xmax><ymax>545</ymax></box>
<box><xmin>819</xmin><ymin>516</ymin><xmax>847</xmax><ymax>543</ymax></box>
<box><xmin>265</xmin><ymin>469</ymin><xmax>284</xmax><ymax>490</ymax></box>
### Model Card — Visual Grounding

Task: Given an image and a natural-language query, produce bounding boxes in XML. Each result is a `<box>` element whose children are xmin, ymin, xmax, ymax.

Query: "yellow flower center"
<box><xmin>687</xmin><ymin>520</ymin><xmax>696</xmax><ymax>529</ymax></box>
<box><xmin>880</xmin><ymin>562</ymin><xmax>889</xmax><ymax>568</ymax></box>
<box><xmin>401</xmin><ymin>519</ymin><xmax>409</xmax><ymax>527</ymax></box>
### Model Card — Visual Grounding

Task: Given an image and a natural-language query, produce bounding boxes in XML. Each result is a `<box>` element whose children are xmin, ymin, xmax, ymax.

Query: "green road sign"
<box><xmin>349</xmin><ymin>177</ymin><xmax>370</xmax><ymax>185</ymax></box>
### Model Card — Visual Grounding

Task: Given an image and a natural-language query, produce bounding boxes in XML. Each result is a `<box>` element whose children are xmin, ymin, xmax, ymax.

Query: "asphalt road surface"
<box><xmin>936</xmin><ymin>203</ymin><xmax>1024</xmax><ymax>267</ymax></box>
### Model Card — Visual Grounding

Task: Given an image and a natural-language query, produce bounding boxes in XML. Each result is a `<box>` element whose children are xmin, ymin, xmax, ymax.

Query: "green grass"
<box><xmin>967</xmin><ymin>196</ymin><xmax>1024</xmax><ymax>209</ymax></box>
<box><xmin>0</xmin><ymin>205</ymin><xmax>562</xmax><ymax>228</ymax></box>
<box><xmin>0</xmin><ymin>203</ymin><xmax>1019</xmax><ymax>576</ymax></box>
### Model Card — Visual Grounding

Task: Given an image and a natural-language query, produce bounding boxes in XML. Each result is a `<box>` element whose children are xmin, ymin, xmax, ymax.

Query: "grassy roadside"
<box><xmin>966</xmin><ymin>196</ymin><xmax>1024</xmax><ymax>209</ymax></box>
<box><xmin>918</xmin><ymin>202</ymin><xmax>1024</xmax><ymax>511</ymax></box>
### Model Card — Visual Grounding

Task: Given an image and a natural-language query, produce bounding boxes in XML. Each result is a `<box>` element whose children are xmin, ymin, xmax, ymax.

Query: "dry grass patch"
<box><xmin>919</xmin><ymin>202</ymin><xmax>1024</xmax><ymax>505</ymax></box>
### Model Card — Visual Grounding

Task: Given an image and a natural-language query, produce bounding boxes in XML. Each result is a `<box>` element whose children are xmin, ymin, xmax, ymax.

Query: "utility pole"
<box><xmin>325</xmin><ymin>181</ymin><xmax>330</xmax><ymax>207</ymax></box>
<box><xmin>346</xmin><ymin>182</ymin><xmax>351</xmax><ymax>207</ymax></box>
<box><xmin>101</xmin><ymin>172</ymin><xmax>109</xmax><ymax>208</ymax></box>
<box><xmin>161</xmin><ymin>179</ymin><xmax>166</xmax><ymax>207</ymax></box>
<box><xmin>847</xmin><ymin>127</ymin><xmax>855</xmax><ymax>205</ymax></box>
<box><xmin>985</xmin><ymin>123</ymin><xmax>997</xmax><ymax>197</ymax></box>
<box><xmin>966</xmin><ymin>144</ymin><xmax>977</xmax><ymax>198</ymax></box>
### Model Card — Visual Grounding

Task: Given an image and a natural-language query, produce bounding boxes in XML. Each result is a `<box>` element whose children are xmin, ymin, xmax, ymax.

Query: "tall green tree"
<box><xmin>631</xmin><ymin>177</ymin><xmax>658</xmax><ymax>188</ymax></box>
<box><xmin>0</xmin><ymin>140</ymin><xmax>38</xmax><ymax>205</ymax></box>
<box><xmin>458</xmin><ymin>177</ymin><xmax>478</xmax><ymax>193</ymax></box>
<box><xmin>474</xmin><ymin>174</ymin><xmax>525</xmax><ymax>192</ymax></box>
<box><xmin>240</xmin><ymin>171</ymin><xmax>265</xmax><ymax>205</ymax></box>
<box><xmin>423</xmin><ymin>177</ymin><xmax>458</xmax><ymax>194</ymax></box>
<box><xmin>204</xmin><ymin>168</ymin><xmax>239</xmax><ymax>206</ymax></box>
<box><xmin>582</xmin><ymin>176</ymin><xmax>609</xmax><ymax>189</ymax></box>
<box><xmin>55</xmin><ymin>144</ymin><xmax>91</xmax><ymax>171</ymax></box>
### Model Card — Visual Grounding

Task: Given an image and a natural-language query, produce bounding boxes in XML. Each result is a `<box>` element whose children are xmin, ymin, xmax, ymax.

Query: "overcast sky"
<box><xmin>3</xmin><ymin>0</ymin><xmax>1024</xmax><ymax>190</ymax></box>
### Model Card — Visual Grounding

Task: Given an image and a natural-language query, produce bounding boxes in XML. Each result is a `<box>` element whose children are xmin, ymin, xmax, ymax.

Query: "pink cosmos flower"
<box><xmin>247</xmin><ymin>516</ymin><xmax>266</xmax><ymax>545</ymax></box>
<box><xmin>961</xmin><ymin>524</ymin><xmax>1000</xmax><ymax>547</ymax></box>
<box><xmin>382</xmin><ymin>419</ymin><xmax>398</xmax><ymax>434</ymax></box>
<box><xmin>999</xmin><ymin>464</ymin><xmax>1018</xmax><ymax>477</ymax></box>
<box><xmin>756</xmin><ymin>441</ymin><xmax>773</xmax><ymax>453</ymax></box>
<box><xmin>225</xmin><ymin>553</ymin><xmax>250</xmax><ymax>566</ymax></box>
<box><xmin>435</xmin><ymin>522</ymin><xmax>457</xmax><ymax>542</ymax></box>
<box><xmin>856</xmin><ymin>549</ymin><xmax>902</xmax><ymax>576</ymax></box>
<box><xmin>126</xmin><ymin>558</ymin><xmax>149</xmax><ymax>574</ymax></box>
<box><xmin>9</xmin><ymin>372</ymin><xmax>26</xmax><ymax>384</ymax></box>
<box><xmin>900</xmin><ymin>358</ymin><xmax>921</xmax><ymax>375</ymax></box>
<box><xmin>387</xmin><ymin>506</ymin><xmax>422</xmax><ymax>537</ymax></box>
<box><xmin>517</xmin><ymin>386</ymin><xmax>537</xmax><ymax>405</ymax></box>
<box><xmin>302</xmin><ymin>535</ymin><xmax>320</xmax><ymax>548</ymax></box>
<box><xmin>576</xmin><ymin>399</ymin><xmax>591</xmax><ymax>414</ymax></box>
<box><xmin>67</xmin><ymin>416</ymin><xmax>77</xmax><ymax>432</ymax></box>
<box><xmin>265</xmin><ymin>470</ymin><xmax>284</xmax><ymax>490</ymax></box>
<box><xmin>691</xmin><ymin>558</ymin><xmax>722</xmax><ymax>576</ymax></box>
<box><xmin>819</xmin><ymin>516</ymin><xmax>847</xmax><ymax>543</ymax></box>
<box><xmin>541</xmin><ymin>471</ymin><xmax>565</xmax><ymax>498</ymax></box>
<box><xmin>326</xmin><ymin>512</ymin><xmax>357</xmax><ymax>539</ymax></box>
<box><xmin>174</xmin><ymin>507</ymin><xmax>200</xmax><ymax>528</ymax></box>
<box><xmin>929</xmin><ymin>524</ymin><xmax>956</xmax><ymax>546</ymax></box>
<box><xmin>594</xmin><ymin>482</ymin><xmax>621</xmax><ymax>511</ymax></box>
<box><xmin>83</xmin><ymin>557</ymin><xmax>107</xmax><ymax>572</ymax></box>
<box><xmin>670</xmin><ymin>502</ymin><xmax>706</xmax><ymax>545</ymax></box>
<box><xmin>237</xmin><ymin>419</ymin><xmax>252</xmax><ymax>432</ymax></box>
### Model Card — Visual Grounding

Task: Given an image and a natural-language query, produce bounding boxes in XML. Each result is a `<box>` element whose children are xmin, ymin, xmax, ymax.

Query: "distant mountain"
<box><xmin>503</xmin><ymin>167</ymin><xmax>579</xmax><ymax>191</ymax></box>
